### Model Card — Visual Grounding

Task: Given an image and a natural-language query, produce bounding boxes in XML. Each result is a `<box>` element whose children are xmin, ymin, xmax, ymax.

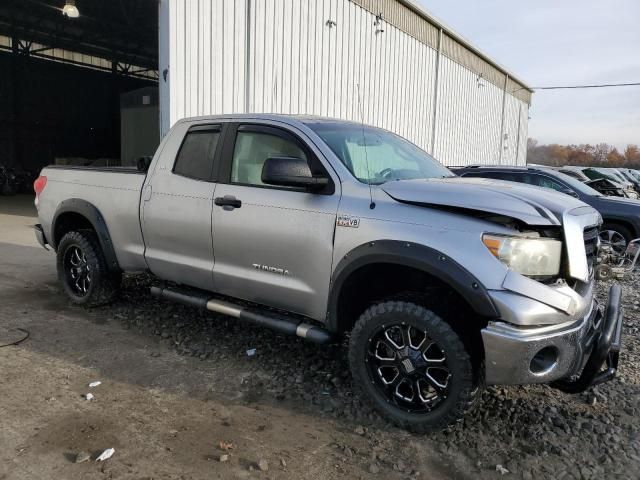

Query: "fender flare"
<box><xmin>51</xmin><ymin>198</ymin><xmax>120</xmax><ymax>270</ymax></box>
<box><xmin>327</xmin><ymin>240</ymin><xmax>498</xmax><ymax>331</ymax></box>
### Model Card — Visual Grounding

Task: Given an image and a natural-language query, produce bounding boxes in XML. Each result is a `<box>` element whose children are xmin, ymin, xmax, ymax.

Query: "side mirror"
<box><xmin>261</xmin><ymin>156</ymin><xmax>329</xmax><ymax>190</ymax></box>
<box><xmin>136</xmin><ymin>156</ymin><xmax>152</xmax><ymax>173</ymax></box>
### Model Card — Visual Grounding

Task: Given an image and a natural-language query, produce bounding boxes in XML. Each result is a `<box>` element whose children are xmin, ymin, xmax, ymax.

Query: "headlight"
<box><xmin>482</xmin><ymin>234</ymin><xmax>562</xmax><ymax>277</ymax></box>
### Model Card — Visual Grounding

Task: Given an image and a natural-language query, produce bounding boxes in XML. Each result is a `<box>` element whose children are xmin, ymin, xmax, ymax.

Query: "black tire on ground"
<box><xmin>349</xmin><ymin>300</ymin><xmax>480</xmax><ymax>433</ymax></box>
<box><xmin>56</xmin><ymin>230</ymin><xmax>122</xmax><ymax>307</ymax></box>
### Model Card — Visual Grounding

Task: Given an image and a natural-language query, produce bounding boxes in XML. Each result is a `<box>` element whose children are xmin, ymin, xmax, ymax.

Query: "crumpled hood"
<box><xmin>382</xmin><ymin>177</ymin><xmax>591</xmax><ymax>226</ymax></box>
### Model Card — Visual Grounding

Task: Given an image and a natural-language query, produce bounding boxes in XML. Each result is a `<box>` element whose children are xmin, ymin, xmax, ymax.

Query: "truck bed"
<box><xmin>38</xmin><ymin>165</ymin><xmax>148</xmax><ymax>271</ymax></box>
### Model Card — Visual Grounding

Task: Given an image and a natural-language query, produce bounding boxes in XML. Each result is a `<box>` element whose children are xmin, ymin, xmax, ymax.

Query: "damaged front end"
<box><xmin>481</xmin><ymin>206</ymin><xmax>624</xmax><ymax>391</ymax></box>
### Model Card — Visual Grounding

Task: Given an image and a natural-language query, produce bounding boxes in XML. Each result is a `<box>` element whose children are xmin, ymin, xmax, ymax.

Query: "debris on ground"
<box><xmin>97</xmin><ymin>271</ymin><xmax>640</xmax><ymax>479</ymax></box>
<box><xmin>246</xmin><ymin>348</ymin><xmax>257</xmax><ymax>357</ymax></box>
<box><xmin>89</xmin><ymin>381</ymin><xmax>101</xmax><ymax>388</ymax></box>
<box><xmin>218</xmin><ymin>441</ymin><xmax>234</xmax><ymax>451</ymax></box>
<box><xmin>496</xmin><ymin>464</ymin><xmax>509</xmax><ymax>475</ymax></box>
<box><xmin>74</xmin><ymin>451</ymin><xmax>91</xmax><ymax>464</ymax></box>
<box><xmin>83</xmin><ymin>393</ymin><xmax>94</xmax><ymax>401</ymax></box>
<box><xmin>95</xmin><ymin>448</ymin><xmax>115</xmax><ymax>462</ymax></box>
<box><xmin>257</xmin><ymin>459</ymin><xmax>269</xmax><ymax>471</ymax></box>
<box><xmin>219</xmin><ymin>454</ymin><xmax>229</xmax><ymax>463</ymax></box>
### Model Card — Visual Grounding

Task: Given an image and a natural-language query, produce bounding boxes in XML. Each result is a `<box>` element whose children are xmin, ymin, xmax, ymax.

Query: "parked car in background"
<box><xmin>33</xmin><ymin>114</ymin><xmax>623</xmax><ymax>432</ymax></box>
<box><xmin>627</xmin><ymin>169</ymin><xmax>640</xmax><ymax>183</ymax></box>
<box><xmin>0</xmin><ymin>163</ymin><xmax>36</xmax><ymax>195</ymax></box>
<box><xmin>556</xmin><ymin>165</ymin><xmax>639</xmax><ymax>199</ymax></box>
<box><xmin>454</xmin><ymin>165</ymin><xmax>640</xmax><ymax>254</ymax></box>
<box><xmin>557</xmin><ymin>166</ymin><xmax>630</xmax><ymax>198</ymax></box>
<box><xmin>617</xmin><ymin>168</ymin><xmax>640</xmax><ymax>192</ymax></box>
<box><xmin>556</xmin><ymin>166</ymin><xmax>590</xmax><ymax>182</ymax></box>
<box><xmin>584</xmin><ymin>167</ymin><xmax>639</xmax><ymax>199</ymax></box>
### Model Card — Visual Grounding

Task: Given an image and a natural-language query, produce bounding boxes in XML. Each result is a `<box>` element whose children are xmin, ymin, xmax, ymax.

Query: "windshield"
<box><xmin>584</xmin><ymin>168</ymin><xmax>619</xmax><ymax>184</ymax></box>
<box><xmin>552</xmin><ymin>170</ymin><xmax>603</xmax><ymax>196</ymax></box>
<box><xmin>606</xmin><ymin>169</ymin><xmax>627</xmax><ymax>183</ymax></box>
<box><xmin>628</xmin><ymin>170</ymin><xmax>640</xmax><ymax>182</ymax></box>
<box><xmin>307</xmin><ymin>122</ymin><xmax>453</xmax><ymax>184</ymax></box>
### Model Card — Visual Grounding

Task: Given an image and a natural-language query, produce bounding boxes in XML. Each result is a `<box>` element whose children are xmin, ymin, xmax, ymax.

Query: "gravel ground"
<box><xmin>84</xmin><ymin>272</ymin><xmax>640</xmax><ymax>480</ymax></box>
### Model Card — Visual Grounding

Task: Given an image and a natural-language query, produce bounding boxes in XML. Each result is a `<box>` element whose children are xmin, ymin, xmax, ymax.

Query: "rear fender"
<box><xmin>51</xmin><ymin>198</ymin><xmax>120</xmax><ymax>270</ymax></box>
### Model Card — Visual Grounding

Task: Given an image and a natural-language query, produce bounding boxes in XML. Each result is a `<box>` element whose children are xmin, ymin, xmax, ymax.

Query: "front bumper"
<box><xmin>482</xmin><ymin>284</ymin><xmax>623</xmax><ymax>389</ymax></box>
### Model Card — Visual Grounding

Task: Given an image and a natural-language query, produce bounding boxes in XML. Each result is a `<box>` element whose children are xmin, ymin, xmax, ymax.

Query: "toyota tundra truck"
<box><xmin>33</xmin><ymin>114</ymin><xmax>624</xmax><ymax>432</ymax></box>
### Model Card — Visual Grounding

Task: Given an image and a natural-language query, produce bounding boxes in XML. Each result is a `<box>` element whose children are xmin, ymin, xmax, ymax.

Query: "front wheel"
<box><xmin>349</xmin><ymin>301</ymin><xmax>480</xmax><ymax>433</ymax></box>
<box><xmin>600</xmin><ymin>224</ymin><xmax>632</xmax><ymax>255</ymax></box>
<box><xmin>56</xmin><ymin>230</ymin><xmax>121</xmax><ymax>307</ymax></box>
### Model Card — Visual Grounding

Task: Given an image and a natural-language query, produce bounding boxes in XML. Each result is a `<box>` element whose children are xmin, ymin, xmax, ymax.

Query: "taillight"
<box><xmin>34</xmin><ymin>176</ymin><xmax>47</xmax><ymax>199</ymax></box>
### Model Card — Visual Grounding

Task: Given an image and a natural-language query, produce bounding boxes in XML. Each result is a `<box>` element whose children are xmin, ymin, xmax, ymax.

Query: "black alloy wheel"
<box><xmin>349</xmin><ymin>300</ymin><xmax>480</xmax><ymax>433</ymax></box>
<box><xmin>64</xmin><ymin>245</ymin><xmax>92</xmax><ymax>296</ymax></box>
<box><xmin>56</xmin><ymin>230</ymin><xmax>122</xmax><ymax>306</ymax></box>
<box><xmin>367</xmin><ymin>323</ymin><xmax>451</xmax><ymax>413</ymax></box>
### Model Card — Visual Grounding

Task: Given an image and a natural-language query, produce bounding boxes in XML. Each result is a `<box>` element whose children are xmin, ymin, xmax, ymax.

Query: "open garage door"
<box><xmin>0</xmin><ymin>0</ymin><xmax>160</xmax><ymax>189</ymax></box>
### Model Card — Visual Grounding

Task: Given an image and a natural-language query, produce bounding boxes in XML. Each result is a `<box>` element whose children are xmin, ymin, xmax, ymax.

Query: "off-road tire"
<box><xmin>349</xmin><ymin>300</ymin><xmax>479</xmax><ymax>433</ymax></box>
<box><xmin>56</xmin><ymin>230</ymin><xmax>121</xmax><ymax>307</ymax></box>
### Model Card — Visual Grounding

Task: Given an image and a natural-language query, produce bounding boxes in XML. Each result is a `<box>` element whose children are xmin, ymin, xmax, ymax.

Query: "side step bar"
<box><xmin>150</xmin><ymin>286</ymin><xmax>333</xmax><ymax>345</ymax></box>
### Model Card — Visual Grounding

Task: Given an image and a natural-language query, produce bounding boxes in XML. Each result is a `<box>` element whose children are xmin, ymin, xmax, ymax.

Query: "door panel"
<box><xmin>212</xmin><ymin>184</ymin><xmax>338</xmax><ymax>319</ymax></box>
<box><xmin>141</xmin><ymin>124</ymin><xmax>221</xmax><ymax>290</ymax></box>
<box><xmin>211</xmin><ymin>123</ymin><xmax>340</xmax><ymax>320</ymax></box>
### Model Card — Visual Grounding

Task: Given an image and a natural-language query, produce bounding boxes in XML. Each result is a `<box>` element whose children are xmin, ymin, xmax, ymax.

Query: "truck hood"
<box><xmin>382</xmin><ymin>177</ymin><xmax>590</xmax><ymax>226</ymax></box>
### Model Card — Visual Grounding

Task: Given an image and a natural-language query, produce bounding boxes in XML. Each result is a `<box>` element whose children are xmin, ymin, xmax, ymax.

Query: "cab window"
<box><xmin>173</xmin><ymin>128</ymin><xmax>220</xmax><ymax>181</ymax></box>
<box><xmin>529</xmin><ymin>174</ymin><xmax>569</xmax><ymax>192</ymax></box>
<box><xmin>231</xmin><ymin>131</ymin><xmax>307</xmax><ymax>186</ymax></box>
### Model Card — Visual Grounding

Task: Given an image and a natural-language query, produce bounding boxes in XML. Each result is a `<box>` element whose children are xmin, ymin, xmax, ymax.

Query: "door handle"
<box><xmin>214</xmin><ymin>195</ymin><xmax>242</xmax><ymax>210</ymax></box>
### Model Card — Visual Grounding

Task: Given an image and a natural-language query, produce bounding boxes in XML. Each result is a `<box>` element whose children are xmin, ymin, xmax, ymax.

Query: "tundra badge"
<box><xmin>253</xmin><ymin>264</ymin><xmax>290</xmax><ymax>276</ymax></box>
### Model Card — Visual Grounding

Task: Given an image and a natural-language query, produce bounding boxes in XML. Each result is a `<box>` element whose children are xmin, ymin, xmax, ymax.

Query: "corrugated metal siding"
<box><xmin>502</xmin><ymin>93</ymin><xmax>528</xmax><ymax>164</ymax></box>
<box><xmin>434</xmin><ymin>56</ymin><xmax>505</xmax><ymax>166</ymax></box>
<box><xmin>160</xmin><ymin>0</ymin><xmax>529</xmax><ymax>166</ymax></box>
<box><xmin>351</xmin><ymin>0</ymin><xmax>439</xmax><ymax>49</ymax></box>
<box><xmin>351</xmin><ymin>0</ymin><xmax>532</xmax><ymax>105</ymax></box>
<box><xmin>167</xmin><ymin>0</ymin><xmax>247</xmax><ymax>124</ymax></box>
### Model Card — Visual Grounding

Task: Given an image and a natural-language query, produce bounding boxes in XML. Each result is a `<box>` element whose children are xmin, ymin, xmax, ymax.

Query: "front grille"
<box><xmin>583</xmin><ymin>227</ymin><xmax>599</xmax><ymax>276</ymax></box>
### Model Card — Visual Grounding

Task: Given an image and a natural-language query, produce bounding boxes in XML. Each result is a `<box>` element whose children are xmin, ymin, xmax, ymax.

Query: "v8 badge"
<box><xmin>337</xmin><ymin>215</ymin><xmax>360</xmax><ymax>228</ymax></box>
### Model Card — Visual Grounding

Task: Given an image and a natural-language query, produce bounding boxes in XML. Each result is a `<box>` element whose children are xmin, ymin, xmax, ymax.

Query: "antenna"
<box><xmin>356</xmin><ymin>83</ymin><xmax>376</xmax><ymax>210</ymax></box>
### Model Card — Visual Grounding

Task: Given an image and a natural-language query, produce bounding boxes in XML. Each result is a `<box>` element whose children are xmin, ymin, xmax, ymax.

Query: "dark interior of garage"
<box><xmin>0</xmin><ymin>0</ymin><xmax>159</xmax><ymax>179</ymax></box>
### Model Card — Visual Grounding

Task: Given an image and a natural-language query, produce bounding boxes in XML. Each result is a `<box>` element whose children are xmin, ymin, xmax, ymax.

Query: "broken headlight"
<box><xmin>482</xmin><ymin>234</ymin><xmax>562</xmax><ymax>278</ymax></box>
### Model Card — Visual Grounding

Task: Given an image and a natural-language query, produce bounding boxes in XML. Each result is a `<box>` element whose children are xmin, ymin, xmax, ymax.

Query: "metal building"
<box><xmin>159</xmin><ymin>0</ymin><xmax>532</xmax><ymax>166</ymax></box>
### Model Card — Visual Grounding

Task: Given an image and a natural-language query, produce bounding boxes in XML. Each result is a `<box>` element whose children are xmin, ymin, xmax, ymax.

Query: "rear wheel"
<box><xmin>349</xmin><ymin>300</ymin><xmax>480</xmax><ymax>433</ymax></box>
<box><xmin>56</xmin><ymin>230</ymin><xmax>121</xmax><ymax>306</ymax></box>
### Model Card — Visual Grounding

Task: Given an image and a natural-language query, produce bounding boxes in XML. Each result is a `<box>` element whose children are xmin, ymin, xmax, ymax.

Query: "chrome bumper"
<box><xmin>482</xmin><ymin>284</ymin><xmax>623</xmax><ymax>387</ymax></box>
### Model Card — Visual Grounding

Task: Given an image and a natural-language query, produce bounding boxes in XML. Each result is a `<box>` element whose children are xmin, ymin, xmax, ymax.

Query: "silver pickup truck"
<box><xmin>33</xmin><ymin>114</ymin><xmax>623</xmax><ymax>432</ymax></box>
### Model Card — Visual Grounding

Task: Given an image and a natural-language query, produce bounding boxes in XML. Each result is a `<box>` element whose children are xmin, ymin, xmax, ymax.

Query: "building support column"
<box><xmin>10</xmin><ymin>35</ymin><xmax>19</xmax><ymax>167</ymax></box>
<box><xmin>429</xmin><ymin>28</ymin><xmax>443</xmax><ymax>157</ymax></box>
<box><xmin>498</xmin><ymin>74</ymin><xmax>509</xmax><ymax>164</ymax></box>
<box><xmin>244</xmin><ymin>0</ymin><xmax>252</xmax><ymax>113</ymax></box>
<box><xmin>514</xmin><ymin>102</ymin><xmax>523</xmax><ymax>165</ymax></box>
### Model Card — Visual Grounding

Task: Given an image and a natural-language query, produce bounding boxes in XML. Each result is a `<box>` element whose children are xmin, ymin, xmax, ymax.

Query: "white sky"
<box><xmin>417</xmin><ymin>0</ymin><xmax>640</xmax><ymax>150</ymax></box>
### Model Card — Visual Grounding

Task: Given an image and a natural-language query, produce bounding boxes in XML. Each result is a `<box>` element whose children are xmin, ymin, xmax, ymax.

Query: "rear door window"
<box><xmin>528</xmin><ymin>174</ymin><xmax>569</xmax><ymax>192</ymax></box>
<box><xmin>173</xmin><ymin>127</ymin><xmax>221</xmax><ymax>181</ymax></box>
